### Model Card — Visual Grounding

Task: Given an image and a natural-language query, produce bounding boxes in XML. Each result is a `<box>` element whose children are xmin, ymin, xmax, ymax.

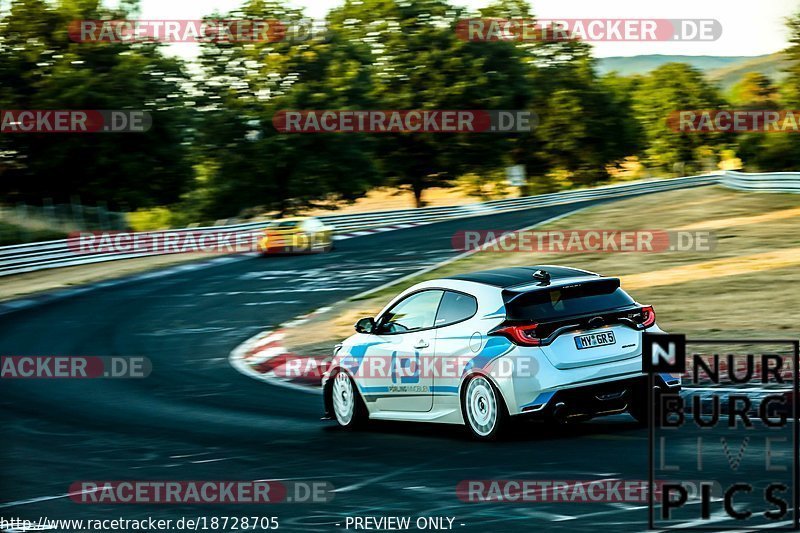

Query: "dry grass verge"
<box><xmin>283</xmin><ymin>186</ymin><xmax>800</xmax><ymax>356</ymax></box>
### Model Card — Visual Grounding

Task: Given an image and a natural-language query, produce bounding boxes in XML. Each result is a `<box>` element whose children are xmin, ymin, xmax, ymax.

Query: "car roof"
<box><xmin>446</xmin><ymin>265</ymin><xmax>599</xmax><ymax>289</ymax></box>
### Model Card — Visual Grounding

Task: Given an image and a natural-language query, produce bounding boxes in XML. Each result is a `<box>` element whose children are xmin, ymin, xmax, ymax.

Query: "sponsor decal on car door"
<box><xmin>366</xmin><ymin>290</ymin><xmax>442</xmax><ymax>412</ymax></box>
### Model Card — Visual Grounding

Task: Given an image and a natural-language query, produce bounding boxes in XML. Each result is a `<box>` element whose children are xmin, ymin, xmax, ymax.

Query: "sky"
<box><xmin>134</xmin><ymin>0</ymin><xmax>799</xmax><ymax>58</ymax></box>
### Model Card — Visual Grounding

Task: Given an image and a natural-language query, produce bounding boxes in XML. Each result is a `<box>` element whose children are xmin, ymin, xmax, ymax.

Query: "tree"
<box><xmin>474</xmin><ymin>1</ymin><xmax>643</xmax><ymax>192</ymax></box>
<box><xmin>729</xmin><ymin>73</ymin><xmax>779</xmax><ymax>171</ymax></box>
<box><xmin>196</xmin><ymin>0</ymin><xmax>381</xmax><ymax>217</ymax></box>
<box><xmin>729</xmin><ymin>72</ymin><xmax>778</xmax><ymax>108</ymax></box>
<box><xmin>328</xmin><ymin>0</ymin><xmax>533</xmax><ymax>207</ymax></box>
<box><xmin>736</xmin><ymin>11</ymin><xmax>800</xmax><ymax>172</ymax></box>
<box><xmin>0</xmin><ymin>0</ymin><xmax>194</xmax><ymax>210</ymax></box>
<box><xmin>530</xmin><ymin>62</ymin><xmax>643</xmax><ymax>188</ymax></box>
<box><xmin>631</xmin><ymin>63</ymin><xmax>728</xmax><ymax>175</ymax></box>
<box><xmin>782</xmin><ymin>11</ymin><xmax>800</xmax><ymax>107</ymax></box>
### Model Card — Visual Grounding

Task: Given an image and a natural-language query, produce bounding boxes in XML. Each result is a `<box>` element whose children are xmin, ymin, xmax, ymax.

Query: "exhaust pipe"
<box><xmin>552</xmin><ymin>402</ymin><xmax>568</xmax><ymax>423</ymax></box>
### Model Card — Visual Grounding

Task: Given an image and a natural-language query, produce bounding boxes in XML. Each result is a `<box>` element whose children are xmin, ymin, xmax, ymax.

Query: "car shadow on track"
<box><xmin>321</xmin><ymin>415</ymin><xmax>646</xmax><ymax>443</ymax></box>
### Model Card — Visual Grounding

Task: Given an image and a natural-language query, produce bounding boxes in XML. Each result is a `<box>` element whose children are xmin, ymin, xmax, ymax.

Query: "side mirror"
<box><xmin>355</xmin><ymin>317</ymin><xmax>376</xmax><ymax>334</ymax></box>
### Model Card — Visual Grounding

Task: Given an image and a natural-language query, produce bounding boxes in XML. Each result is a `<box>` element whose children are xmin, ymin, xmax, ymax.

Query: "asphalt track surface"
<box><xmin>1</xmin><ymin>194</ymin><xmax>793</xmax><ymax>532</ymax></box>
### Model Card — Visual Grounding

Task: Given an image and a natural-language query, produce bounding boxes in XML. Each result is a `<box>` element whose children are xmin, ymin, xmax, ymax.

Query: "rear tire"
<box><xmin>461</xmin><ymin>375</ymin><xmax>508</xmax><ymax>441</ymax></box>
<box><xmin>314</xmin><ymin>241</ymin><xmax>333</xmax><ymax>253</ymax></box>
<box><xmin>331</xmin><ymin>371</ymin><xmax>367</xmax><ymax>429</ymax></box>
<box><xmin>629</xmin><ymin>388</ymin><xmax>660</xmax><ymax>425</ymax></box>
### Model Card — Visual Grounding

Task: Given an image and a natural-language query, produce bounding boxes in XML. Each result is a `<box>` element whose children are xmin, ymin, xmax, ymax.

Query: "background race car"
<box><xmin>258</xmin><ymin>217</ymin><xmax>334</xmax><ymax>254</ymax></box>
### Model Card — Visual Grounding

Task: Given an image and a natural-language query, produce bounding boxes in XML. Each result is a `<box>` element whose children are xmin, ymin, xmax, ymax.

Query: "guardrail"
<box><xmin>0</xmin><ymin>171</ymin><xmax>794</xmax><ymax>277</ymax></box>
<box><xmin>719</xmin><ymin>171</ymin><xmax>800</xmax><ymax>193</ymax></box>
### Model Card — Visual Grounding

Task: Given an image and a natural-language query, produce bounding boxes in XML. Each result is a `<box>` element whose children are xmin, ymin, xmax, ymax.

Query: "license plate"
<box><xmin>575</xmin><ymin>331</ymin><xmax>616</xmax><ymax>349</ymax></box>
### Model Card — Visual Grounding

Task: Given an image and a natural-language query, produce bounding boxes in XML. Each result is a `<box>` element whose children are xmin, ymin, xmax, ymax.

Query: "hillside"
<box><xmin>707</xmin><ymin>51</ymin><xmax>790</xmax><ymax>88</ymax></box>
<box><xmin>596</xmin><ymin>53</ymin><xmax>790</xmax><ymax>89</ymax></box>
<box><xmin>596</xmin><ymin>55</ymin><xmax>758</xmax><ymax>76</ymax></box>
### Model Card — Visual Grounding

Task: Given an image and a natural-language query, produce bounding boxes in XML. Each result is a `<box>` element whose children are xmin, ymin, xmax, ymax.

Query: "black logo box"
<box><xmin>643</xmin><ymin>333</ymin><xmax>687</xmax><ymax>373</ymax></box>
<box><xmin>645</xmin><ymin>337</ymin><xmax>800</xmax><ymax>531</ymax></box>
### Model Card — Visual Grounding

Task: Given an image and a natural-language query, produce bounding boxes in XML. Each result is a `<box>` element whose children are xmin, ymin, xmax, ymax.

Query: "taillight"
<box><xmin>491</xmin><ymin>324</ymin><xmax>541</xmax><ymax>346</ymax></box>
<box><xmin>640</xmin><ymin>305</ymin><xmax>656</xmax><ymax>328</ymax></box>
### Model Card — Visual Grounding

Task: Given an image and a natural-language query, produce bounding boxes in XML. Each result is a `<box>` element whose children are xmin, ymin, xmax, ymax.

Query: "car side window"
<box><xmin>378</xmin><ymin>290</ymin><xmax>444</xmax><ymax>334</ymax></box>
<box><xmin>435</xmin><ymin>291</ymin><xmax>478</xmax><ymax>327</ymax></box>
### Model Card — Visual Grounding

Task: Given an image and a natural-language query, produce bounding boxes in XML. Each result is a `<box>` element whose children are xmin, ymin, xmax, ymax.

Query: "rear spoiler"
<box><xmin>502</xmin><ymin>277</ymin><xmax>621</xmax><ymax>306</ymax></box>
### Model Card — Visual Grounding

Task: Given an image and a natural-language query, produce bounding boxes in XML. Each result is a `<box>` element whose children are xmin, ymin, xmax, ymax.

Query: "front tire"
<box><xmin>462</xmin><ymin>375</ymin><xmax>508</xmax><ymax>441</ymax></box>
<box><xmin>331</xmin><ymin>371</ymin><xmax>367</xmax><ymax>429</ymax></box>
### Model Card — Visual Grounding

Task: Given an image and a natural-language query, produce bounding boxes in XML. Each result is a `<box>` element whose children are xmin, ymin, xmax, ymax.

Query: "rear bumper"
<box><xmin>259</xmin><ymin>234</ymin><xmax>330</xmax><ymax>253</ymax></box>
<box><xmin>516</xmin><ymin>373</ymin><xmax>681</xmax><ymax>420</ymax></box>
<box><xmin>259</xmin><ymin>243</ymin><xmax>316</xmax><ymax>254</ymax></box>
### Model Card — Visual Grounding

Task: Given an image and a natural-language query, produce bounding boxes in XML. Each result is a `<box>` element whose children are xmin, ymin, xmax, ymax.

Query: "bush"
<box><xmin>0</xmin><ymin>222</ymin><xmax>67</xmax><ymax>246</ymax></box>
<box><xmin>126</xmin><ymin>208</ymin><xmax>175</xmax><ymax>232</ymax></box>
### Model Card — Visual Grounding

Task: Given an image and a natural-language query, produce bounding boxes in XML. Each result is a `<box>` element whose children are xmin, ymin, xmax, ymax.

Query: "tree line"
<box><xmin>1</xmin><ymin>0</ymin><xmax>799</xmax><ymax>222</ymax></box>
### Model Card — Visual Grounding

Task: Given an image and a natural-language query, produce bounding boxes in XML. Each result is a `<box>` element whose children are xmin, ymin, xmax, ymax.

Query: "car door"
<box><xmin>304</xmin><ymin>218</ymin><xmax>322</xmax><ymax>249</ymax></box>
<box><xmin>296</xmin><ymin>220</ymin><xmax>312</xmax><ymax>251</ymax></box>
<box><xmin>432</xmin><ymin>290</ymin><xmax>480</xmax><ymax>399</ymax></box>
<box><xmin>368</xmin><ymin>290</ymin><xmax>443</xmax><ymax>412</ymax></box>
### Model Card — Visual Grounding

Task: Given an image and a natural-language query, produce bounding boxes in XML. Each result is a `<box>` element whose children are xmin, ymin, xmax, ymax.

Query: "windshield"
<box><xmin>272</xmin><ymin>220</ymin><xmax>300</xmax><ymax>228</ymax></box>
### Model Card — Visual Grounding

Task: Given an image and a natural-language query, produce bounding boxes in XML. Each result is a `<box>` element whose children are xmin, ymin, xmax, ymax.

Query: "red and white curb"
<box><xmin>333</xmin><ymin>222</ymin><xmax>429</xmax><ymax>241</ymax></box>
<box><xmin>229</xmin><ymin>222</ymin><xmax>441</xmax><ymax>392</ymax></box>
<box><xmin>228</xmin><ymin>207</ymin><xmax>595</xmax><ymax>392</ymax></box>
<box><xmin>229</xmin><ymin>307</ymin><xmax>333</xmax><ymax>394</ymax></box>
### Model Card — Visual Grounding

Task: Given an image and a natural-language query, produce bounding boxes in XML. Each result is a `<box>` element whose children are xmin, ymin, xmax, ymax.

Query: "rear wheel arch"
<box><xmin>459</xmin><ymin>371</ymin><xmax>510</xmax><ymax>440</ymax></box>
<box><xmin>459</xmin><ymin>370</ymin><xmax>507</xmax><ymax>406</ymax></box>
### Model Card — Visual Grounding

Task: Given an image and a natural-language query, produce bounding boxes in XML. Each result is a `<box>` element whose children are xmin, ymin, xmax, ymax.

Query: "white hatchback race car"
<box><xmin>322</xmin><ymin>266</ymin><xmax>681</xmax><ymax>440</ymax></box>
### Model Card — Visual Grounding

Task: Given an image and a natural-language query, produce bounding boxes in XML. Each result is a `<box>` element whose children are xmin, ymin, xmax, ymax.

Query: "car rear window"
<box><xmin>274</xmin><ymin>221</ymin><xmax>299</xmax><ymax>228</ymax></box>
<box><xmin>505</xmin><ymin>279</ymin><xmax>635</xmax><ymax>321</ymax></box>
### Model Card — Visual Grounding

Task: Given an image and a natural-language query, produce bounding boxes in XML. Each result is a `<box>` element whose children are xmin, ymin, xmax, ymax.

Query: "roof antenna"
<box><xmin>533</xmin><ymin>269</ymin><xmax>550</xmax><ymax>283</ymax></box>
